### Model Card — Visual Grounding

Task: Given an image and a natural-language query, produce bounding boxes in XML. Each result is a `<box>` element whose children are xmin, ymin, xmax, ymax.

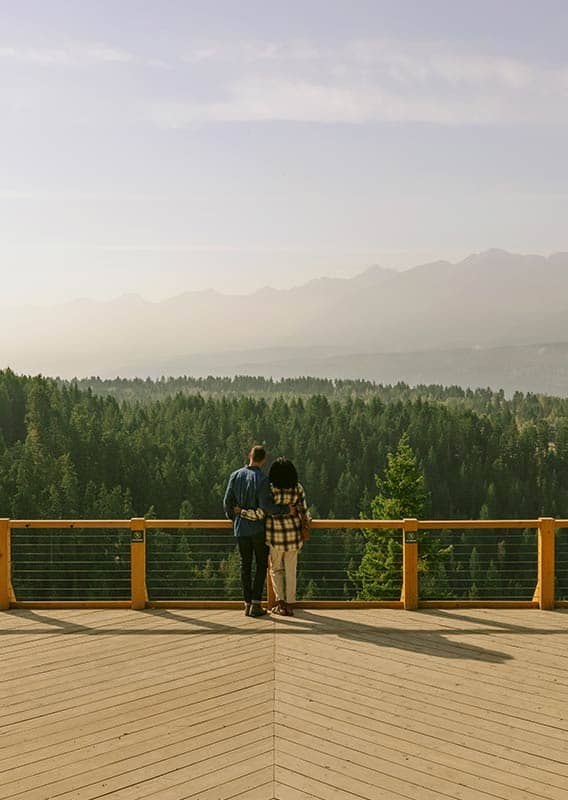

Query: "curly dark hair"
<box><xmin>269</xmin><ymin>457</ymin><xmax>299</xmax><ymax>490</ymax></box>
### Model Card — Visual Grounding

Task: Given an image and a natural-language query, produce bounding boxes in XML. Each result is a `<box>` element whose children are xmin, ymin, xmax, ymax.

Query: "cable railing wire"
<box><xmin>419</xmin><ymin>528</ymin><xmax>538</xmax><ymax>601</ymax></box>
<box><xmin>10</xmin><ymin>528</ymin><xmax>131</xmax><ymax>601</ymax></box>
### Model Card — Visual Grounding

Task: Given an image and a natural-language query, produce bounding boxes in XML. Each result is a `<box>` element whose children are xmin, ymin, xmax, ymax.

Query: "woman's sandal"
<box><xmin>271</xmin><ymin>600</ymin><xmax>290</xmax><ymax>616</ymax></box>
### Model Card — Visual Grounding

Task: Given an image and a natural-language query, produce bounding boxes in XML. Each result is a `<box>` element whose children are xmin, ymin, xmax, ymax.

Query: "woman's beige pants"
<box><xmin>269</xmin><ymin>547</ymin><xmax>300</xmax><ymax>603</ymax></box>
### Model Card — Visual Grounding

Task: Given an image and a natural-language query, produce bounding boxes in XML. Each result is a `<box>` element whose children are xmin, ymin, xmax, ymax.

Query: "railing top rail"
<box><xmin>150</xmin><ymin>520</ymin><xmax>232</xmax><ymax>529</ymax></box>
<box><xmin>418</xmin><ymin>520</ymin><xmax>542</xmax><ymax>529</ymax></box>
<box><xmin>9</xmin><ymin>520</ymin><xmax>133</xmax><ymax>529</ymax></box>
<box><xmin>6</xmin><ymin>517</ymin><xmax>568</xmax><ymax>529</ymax></box>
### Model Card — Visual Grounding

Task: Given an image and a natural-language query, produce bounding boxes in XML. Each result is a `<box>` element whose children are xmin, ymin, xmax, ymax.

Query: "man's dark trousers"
<box><xmin>237</xmin><ymin>531</ymin><xmax>268</xmax><ymax>603</ymax></box>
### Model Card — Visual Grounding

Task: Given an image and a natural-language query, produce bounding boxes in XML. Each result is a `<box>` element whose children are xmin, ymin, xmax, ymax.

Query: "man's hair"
<box><xmin>249</xmin><ymin>445</ymin><xmax>266</xmax><ymax>463</ymax></box>
<box><xmin>269</xmin><ymin>457</ymin><xmax>298</xmax><ymax>490</ymax></box>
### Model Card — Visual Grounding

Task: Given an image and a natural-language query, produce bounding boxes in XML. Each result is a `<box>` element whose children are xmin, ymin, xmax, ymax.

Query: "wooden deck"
<box><xmin>1</xmin><ymin>608</ymin><xmax>568</xmax><ymax>800</ymax></box>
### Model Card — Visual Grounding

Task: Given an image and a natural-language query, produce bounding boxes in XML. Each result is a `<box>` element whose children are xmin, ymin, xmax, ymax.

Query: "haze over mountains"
<box><xmin>4</xmin><ymin>249</ymin><xmax>568</xmax><ymax>394</ymax></box>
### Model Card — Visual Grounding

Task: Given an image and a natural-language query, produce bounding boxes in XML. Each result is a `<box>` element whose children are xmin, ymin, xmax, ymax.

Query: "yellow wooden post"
<box><xmin>401</xmin><ymin>519</ymin><xmax>419</xmax><ymax>611</ymax></box>
<box><xmin>535</xmin><ymin>517</ymin><xmax>556</xmax><ymax>610</ymax></box>
<box><xmin>130</xmin><ymin>518</ymin><xmax>147</xmax><ymax>610</ymax></box>
<box><xmin>0</xmin><ymin>519</ymin><xmax>10</xmax><ymax>610</ymax></box>
<box><xmin>267</xmin><ymin>559</ymin><xmax>275</xmax><ymax>609</ymax></box>
<box><xmin>7</xmin><ymin>521</ymin><xmax>15</xmax><ymax>603</ymax></box>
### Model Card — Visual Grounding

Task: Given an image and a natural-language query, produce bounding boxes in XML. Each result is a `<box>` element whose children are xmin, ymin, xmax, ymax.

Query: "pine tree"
<box><xmin>353</xmin><ymin>433</ymin><xmax>429</xmax><ymax>600</ymax></box>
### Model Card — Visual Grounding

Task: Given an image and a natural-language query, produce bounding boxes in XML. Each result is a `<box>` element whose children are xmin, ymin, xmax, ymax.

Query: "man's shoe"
<box><xmin>249</xmin><ymin>604</ymin><xmax>267</xmax><ymax>617</ymax></box>
<box><xmin>244</xmin><ymin>602</ymin><xmax>252</xmax><ymax>616</ymax></box>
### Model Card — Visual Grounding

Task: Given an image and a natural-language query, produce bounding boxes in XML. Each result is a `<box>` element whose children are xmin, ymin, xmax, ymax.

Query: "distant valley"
<box><xmin>203</xmin><ymin>342</ymin><xmax>568</xmax><ymax>397</ymax></box>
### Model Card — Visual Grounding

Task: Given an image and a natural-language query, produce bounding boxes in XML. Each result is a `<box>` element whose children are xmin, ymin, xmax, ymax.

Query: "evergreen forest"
<box><xmin>1</xmin><ymin>369</ymin><xmax>567</xmax><ymax>603</ymax></box>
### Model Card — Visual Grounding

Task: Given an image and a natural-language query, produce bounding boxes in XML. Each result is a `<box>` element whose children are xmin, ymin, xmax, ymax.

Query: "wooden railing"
<box><xmin>1</xmin><ymin>517</ymin><xmax>567</xmax><ymax>611</ymax></box>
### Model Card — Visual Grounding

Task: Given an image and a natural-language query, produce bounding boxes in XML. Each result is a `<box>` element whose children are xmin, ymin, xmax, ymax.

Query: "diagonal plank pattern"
<box><xmin>273</xmin><ymin>609</ymin><xmax>568</xmax><ymax>800</ymax></box>
<box><xmin>1</xmin><ymin>608</ymin><xmax>568</xmax><ymax>799</ymax></box>
<box><xmin>0</xmin><ymin>609</ymin><xmax>275</xmax><ymax>800</ymax></box>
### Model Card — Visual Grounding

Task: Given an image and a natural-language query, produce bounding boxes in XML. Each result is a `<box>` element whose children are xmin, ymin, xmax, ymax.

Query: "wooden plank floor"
<box><xmin>1</xmin><ymin>609</ymin><xmax>568</xmax><ymax>799</ymax></box>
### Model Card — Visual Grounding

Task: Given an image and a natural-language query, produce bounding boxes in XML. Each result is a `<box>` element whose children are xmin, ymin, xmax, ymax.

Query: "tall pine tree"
<box><xmin>353</xmin><ymin>433</ymin><xmax>431</xmax><ymax>600</ymax></box>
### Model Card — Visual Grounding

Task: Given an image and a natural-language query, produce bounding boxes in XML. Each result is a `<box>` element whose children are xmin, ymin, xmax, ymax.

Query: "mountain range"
<box><xmin>3</xmin><ymin>249</ymin><xmax>568</xmax><ymax>393</ymax></box>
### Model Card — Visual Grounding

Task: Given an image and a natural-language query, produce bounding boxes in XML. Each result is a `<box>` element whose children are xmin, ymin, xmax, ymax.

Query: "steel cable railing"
<box><xmin>10</xmin><ymin>527</ymin><xmax>131</xmax><ymax>601</ymax></box>
<box><xmin>418</xmin><ymin>528</ymin><xmax>538</xmax><ymax>601</ymax></box>
<box><xmin>295</xmin><ymin>527</ymin><xmax>369</xmax><ymax>601</ymax></box>
<box><xmin>147</xmin><ymin>528</ymin><xmax>240</xmax><ymax>601</ymax></box>
<box><xmin>556</xmin><ymin>528</ymin><xmax>568</xmax><ymax>601</ymax></box>
<box><xmin>146</xmin><ymin>528</ymin><xmax>371</xmax><ymax>601</ymax></box>
<box><xmin>0</xmin><ymin>517</ymin><xmax>566</xmax><ymax>609</ymax></box>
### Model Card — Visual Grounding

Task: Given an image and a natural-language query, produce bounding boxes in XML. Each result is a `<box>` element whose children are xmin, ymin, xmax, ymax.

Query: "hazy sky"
<box><xmin>2</xmin><ymin>0</ymin><xmax>568</xmax><ymax>305</ymax></box>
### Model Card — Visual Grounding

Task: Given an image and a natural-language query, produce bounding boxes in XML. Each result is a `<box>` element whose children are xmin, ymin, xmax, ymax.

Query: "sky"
<box><xmin>1</xmin><ymin>0</ymin><xmax>568</xmax><ymax>305</ymax></box>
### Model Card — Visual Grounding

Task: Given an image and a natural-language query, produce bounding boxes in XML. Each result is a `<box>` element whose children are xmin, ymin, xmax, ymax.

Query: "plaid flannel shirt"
<box><xmin>240</xmin><ymin>482</ymin><xmax>310</xmax><ymax>551</ymax></box>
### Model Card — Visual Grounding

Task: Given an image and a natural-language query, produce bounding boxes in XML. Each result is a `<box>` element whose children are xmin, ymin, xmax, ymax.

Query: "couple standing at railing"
<box><xmin>223</xmin><ymin>444</ymin><xmax>311</xmax><ymax>617</ymax></box>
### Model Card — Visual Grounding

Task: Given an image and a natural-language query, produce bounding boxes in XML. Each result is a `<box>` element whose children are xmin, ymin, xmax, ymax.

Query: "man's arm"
<box><xmin>234</xmin><ymin>474</ymin><xmax>293</xmax><ymax>519</ymax></box>
<box><xmin>240</xmin><ymin>506</ymin><xmax>265</xmax><ymax>521</ymax></box>
<box><xmin>223</xmin><ymin>475</ymin><xmax>237</xmax><ymax>520</ymax></box>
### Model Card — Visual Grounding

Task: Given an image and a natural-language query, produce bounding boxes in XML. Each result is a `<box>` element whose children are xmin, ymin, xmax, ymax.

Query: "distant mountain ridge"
<box><xmin>3</xmin><ymin>250</ymin><xmax>568</xmax><ymax>389</ymax></box>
